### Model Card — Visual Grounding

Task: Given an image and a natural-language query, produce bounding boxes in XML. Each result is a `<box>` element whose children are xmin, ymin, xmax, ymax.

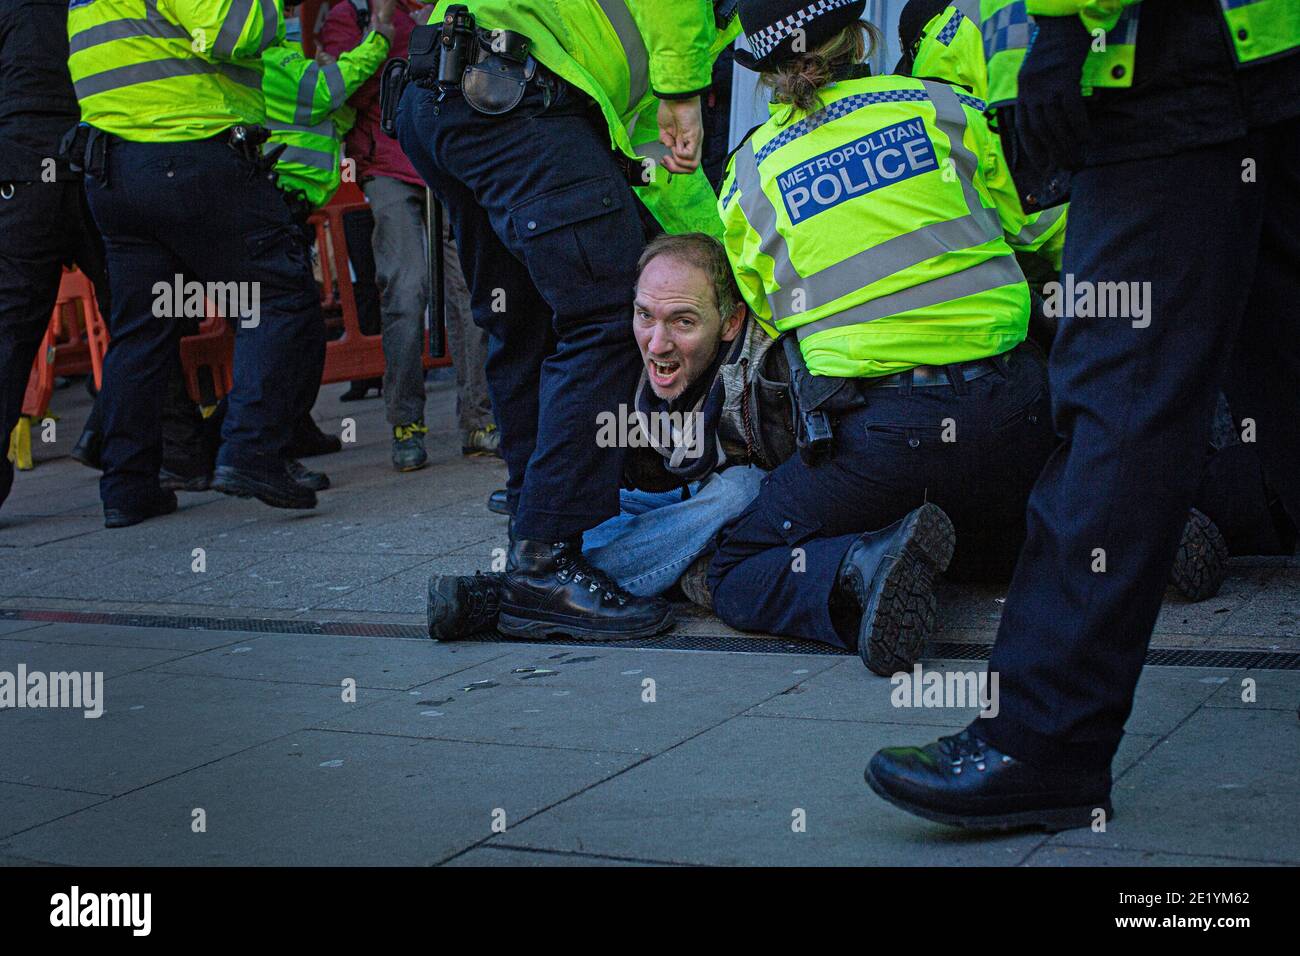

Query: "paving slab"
<box><xmin>163</xmin><ymin>552</ymin><xmax>420</xmax><ymax>610</ymax></box>
<box><xmin>149</xmin><ymin>631</ymin><xmax>507</xmax><ymax>690</ymax></box>
<box><xmin>0</xmin><ymin>636</ymin><xmax>193</xmax><ymax>684</ymax></box>
<box><xmin>1020</xmin><ymin>845</ymin><xmax>1283</xmax><ymax>866</ymax></box>
<box><xmin>0</xmin><ymin>783</ymin><xmax>106</xmax><ymax>840</ymax></box>
<box><xmin>494</xmin><ymin>713</ymin><xmax>1052</xmax><ymax>866</ymax></box>
<box><xmin>319</xmin><ymin>646</ymin><xmax>839</xmax><ymax>755</ymax></box>
<box><xmin>1049</xmin><ymin>707</ymin><xmax>1300</xmax><ymax>864</ymax></box>
<box><xmin>0</xmin><ymin>620</ymin><xmax>49</xmax><ymax>637</ymax></box>
<box><xmin>0</xmin><ymin>670</ymin><xmax>404</xmax><ymax>795</ymax></box>
<box><xmin>1</xmin><ymin>729</ymin><xmax>638</xmax><ymax>866</ymax></box>
<box><xmin>445</xmin><ymin>846</ymin><xmax>659</xmax><ymax>867</ymax></box>
<box><xmin>1203</xmin><ymin>668</ymin><xmax>1300</xmax><ymax>712</ymax></box>
<box><xmin>0</xmin><ymin>622</ymin><xmax>266</xmax><ymax>653</ymax></box>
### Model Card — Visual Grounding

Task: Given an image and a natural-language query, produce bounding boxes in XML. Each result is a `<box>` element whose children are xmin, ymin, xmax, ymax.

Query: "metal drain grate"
<box><xmin>3</xmin><ymin>608</ymin><xmax>1297</xmax><ymax>669</ymax></box>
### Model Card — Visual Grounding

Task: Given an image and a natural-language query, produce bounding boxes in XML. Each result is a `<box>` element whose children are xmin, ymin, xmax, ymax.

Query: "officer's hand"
<box><xmin>373</xmin><ymin>0</ymin><xmax>397</xmax><ymax>42</ymax></box>
<box><xmin>315</xmin><ymin>51</ymin><xmax>337</xmax><ymax>66</ymax></box>
<box><xmin>658</xmin><ymin>96</ymin><xmax>704</xmax><ymax>175</ymax></box>
<box><xmin>1014</xmin><ymin>15</ymin><xmax>1092</xmax><ymax>172</ymax></box>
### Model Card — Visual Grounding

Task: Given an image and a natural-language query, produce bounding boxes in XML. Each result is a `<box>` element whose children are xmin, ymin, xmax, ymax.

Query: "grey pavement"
<box><xmin>0</xmin><ymin>378</ymin><xmax>1296</xmax><ymax>865</ymax></box>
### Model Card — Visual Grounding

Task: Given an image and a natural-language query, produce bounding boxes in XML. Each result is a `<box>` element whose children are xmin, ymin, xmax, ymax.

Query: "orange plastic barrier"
<box><xmin>314</xmin><ymin>198</ymin><xmax>450</xmax><ymax>384</ymax></box>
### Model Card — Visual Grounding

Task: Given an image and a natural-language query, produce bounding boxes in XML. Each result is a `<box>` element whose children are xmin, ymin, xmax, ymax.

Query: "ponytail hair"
<box><xmin>759</xmin><ymin>21</ymin><xmax>882</xmax><ymax>116</ymax></box>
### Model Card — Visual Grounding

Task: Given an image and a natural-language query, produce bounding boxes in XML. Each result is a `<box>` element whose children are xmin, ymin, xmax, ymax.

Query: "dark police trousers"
<box><xmin>978</xmin><ymin>117</ymin><xmax>1300</xmax><ymax>772</ymax></box>
<box><xmin>0</xmin><ymin>177</ymin><xmax>108</xmax><ymax>505</ymax></box>
<box><xmin>84</xmin><ymin>135</ymin><xmax>324</xmax><ymax>510</ymax></box>
<box><xmin>708</xmin><ymin>344</ymin><xmax>1056</xmax><ymax>649</ymax></box>
<box><xmin>396</xmin><ymin>79</ymin><xmax>645</xmax><ymax>542</ymax></box>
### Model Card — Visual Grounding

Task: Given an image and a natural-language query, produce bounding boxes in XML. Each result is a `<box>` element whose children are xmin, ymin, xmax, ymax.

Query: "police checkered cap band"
<box><xmin>746</xmin><ymin>0</ymin><xmax>861</xmax><ymax>59</ymax></box>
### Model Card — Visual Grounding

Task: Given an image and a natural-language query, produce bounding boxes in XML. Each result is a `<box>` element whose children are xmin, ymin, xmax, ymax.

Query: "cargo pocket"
<box><xmin>509</xmin><ymin>175</ymin><xmax>630</xmax><ymax>293</ymax></box>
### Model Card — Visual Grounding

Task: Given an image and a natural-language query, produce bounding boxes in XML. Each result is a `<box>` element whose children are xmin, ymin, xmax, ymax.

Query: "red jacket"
<box><xmin>321</xmin><ymin>0</ymin><xmax>422</xmax><ymax>186</ymax></box>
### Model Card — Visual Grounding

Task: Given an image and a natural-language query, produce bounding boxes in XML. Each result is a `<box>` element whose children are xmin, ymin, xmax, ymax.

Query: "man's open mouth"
<box><xmin>648</xmin><ymin>358</ymin><xmax>681</xmax><ymax>388</ymax></box>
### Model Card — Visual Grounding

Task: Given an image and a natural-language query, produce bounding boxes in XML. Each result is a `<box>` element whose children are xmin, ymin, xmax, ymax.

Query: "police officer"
<box><xmin>262</xmin><ymin>0</ymin><xmax>396</xmax><ymax>484</ymax></box>
<box><xmin>0</xmin><ymin>0</ymin><xmax>109</xmax><ymax>512</ymax></box>
<box><xmin>68</xmin><ymin>0</ymin><xmax>324</xmax><ymax>525</ymax></box>
<box><xmin>868</xmin><ymin>0</ymin><xmax>1300</xmax><ymax>831</ymax></box>
<box><xmin>705</xmin><ymin>0</ymin><xmax>1058</xmax><ymax>674</ymax></box>
<box><xmin>397</xmin><ymin>1</ymin><xmax>725</xmax><ymax>640</ymax></box>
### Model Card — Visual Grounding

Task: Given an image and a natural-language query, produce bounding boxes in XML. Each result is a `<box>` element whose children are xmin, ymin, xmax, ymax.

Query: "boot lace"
<box><xmin>552</xmin><ymin>548</ymin><xmax>630</xmax><ymax>606</ymax></box>
<box><xmin>937</xmin><ymin>729</ymin><xmax>1012</xmax><ymax>774</ymax></box>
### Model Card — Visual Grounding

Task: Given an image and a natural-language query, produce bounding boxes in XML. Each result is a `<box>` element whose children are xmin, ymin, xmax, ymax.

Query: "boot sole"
<box><xmin>427</xmin><ymin>576</ymin><xmax>498</xmax><ymax>641</ymax></box>
<box><xmin>1170</xmin><ymin>508</ymin><xmax>1229</xmax><ymax>602</ymax></box>
<box><xmin>864</xmin><ymin>765</ymin><xmax>1111</xmax><ymax>833</ymax></box>
<box><xmin>211</xmin><ymin>473</ymin><xmax>316</xmax><ymax>510</ymax></box>
<box><xmin>497</xmin><ymin>607</ymin><xmax>675</xmax><ymax>643</ymax></box>
<box><xmin>859</xmin><ymin>503</ymin><xmax>956</xmax><ymax>677</ymax></box>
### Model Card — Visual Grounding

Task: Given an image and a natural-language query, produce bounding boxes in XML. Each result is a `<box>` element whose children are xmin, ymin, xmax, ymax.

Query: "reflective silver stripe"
<box><xmin>216</xmin><ymin>61</ymin><xmax>262</xmax><ymax>90</ymax></box>
<box><xmin>69</xmin><ymin>15</ymin><xmax>189</xmax><ymax>55</ymax></box>
<box><xmin>634</xmin><ymin>139</ymin><xmax>671</xmax><ymax>172</ymax></box>
<box><xmin>595</xmin><ymin>0</ymin><xmax>649</xmax><ymax>112</ymax></box>
<box><xmin>277</xmin><ymin>145</ymin><xmax>335</xmax><ymax>171</ymax></box>
<box><xmin>1010</xmin><ymin>204</ymin><xmax>1064</xmax><ymax>247</ymax></box>
<box><xmin>735</xmin><ymin>82</ymin><xmax>1003</xmax><ymax>318</ymax></box>
<box><xmin>268</xmin><ymin>118</ymin><xmax>335</xmax><ymax>137</ymax></box>
<box><xmin>213</xmin><ymin>0</ymin><xmax>278</xmax><ymax>59</ymax></box>
<box><xmin>321</xmin><ymin>63</ymin><xmax>348</xmax><ymax>113</ymax></box>
<box><xmin>953</xmin><ymin>0</ymin><xmax>982</xmax><ymax>23</ymax></box>
<box><xmin>794</xmin><ymin>254</ymin><xmax>1026</xmax><ymax>340</ymax></box>
<box><xmin>74</xmin><ymin>57</ymin><xmax>216</xmax><ymax>99</ymax></box>
<box><xmin>295</xmin><ymin>64</ymin><xmax>321</xmax><ymax>124</ymax></box>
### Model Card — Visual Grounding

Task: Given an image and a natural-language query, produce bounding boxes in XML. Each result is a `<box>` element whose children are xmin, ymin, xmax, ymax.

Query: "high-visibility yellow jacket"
<box><xmin>913</xmin><ymin>1</ymin><xmax>1066</xmax><ymax>269</ymax></box>
<box><xmin>262</xmin><ymin>33</ymin><xmax>389</xmax><ymax>208</ymax></box>
<box><xmin>429</xmin><ymin>0</ymin><xmax>731</xmax><ymax>235</ymax></box>
<box><xmin>719</xmin><ymin>76</ymin><xmax>1034</xmax><ymax>379</ymax></box>
<box><xmin>68</xmin><ymin>0</ymin><xmax>284</xmax><ymax>141</ymax></box>
<box><xmin>984</xmin><ymin>0</ymin><xmax>1300</xmax><ymax>107</ymax></box>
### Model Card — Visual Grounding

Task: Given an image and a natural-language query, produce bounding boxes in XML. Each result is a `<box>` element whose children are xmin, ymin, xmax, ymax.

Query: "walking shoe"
<box><xmin>831</xmin><ymin>503</ymin><xmax>955</xmax><ymax>676</ymax></box>
<box><xmin>486</xmin><ymin>489</ymin><xmax>511</xmax><ymax>515</ymax></box>
<box><xmin>159</xmin><ymin>467</ymin><xmax>211</xmax><ymax>492</ymax></box>
<box><xmin>104</xmin><ymin>489</ymin><xmax>178</xmax><ymax>529</ymax></box>
<box><xmin>286</xmin><ymin>458</ymin><xmax>330</xmax><ymax>492</ymax></box>
<box><xmin>70</xmin><ymin>427</ymin><xmax>103</xmax><ymax>471</ymax></box>
<box><xmin>286</xmin><ymin>417</ymin><xmax>342</xmax><ymax>458</ymax></box>
<box><xmin>340</xmin><ymin>378</ymin><xmax>381</xmax><ymax>402</ymax></box>
<box><xmin>866</xmin><ymin>728</ymin><xmax>1113</xmax><ymax>833</ymax></box>
<box><xmin>462</xmin><ymin>424</ymin><xmax>501</xmax><ymax>457</ymax></box>
<box><xmin>678</xmin><ymin>551</ymin><xmax>714</xmax><ymax>610</ymax></box>
<box><xmin>498</xmin><ymin>538</ymin><xmax>674</xmax><ymax>641</ymax></box>
<box><xmin>211</xmin><ymin>463</ymin><xmax>317</xmax><ymax>509</ymax></box>
<box><xmin>427</xmin><ymin>571</ymin><xmax>504</xmax><ymax>640</ymax></box>
<box><xmin>391</xmin><ymin>421</ymin><xmax>429</xmax><ymax>472</ymax></box>
<box><xmin>1169</xmin><ymin>507</ymin><xmax>1229</xmax><ymax>602</ymax></box>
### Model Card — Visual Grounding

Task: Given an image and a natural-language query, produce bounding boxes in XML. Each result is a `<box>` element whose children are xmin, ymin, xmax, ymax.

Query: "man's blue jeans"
<box><xmin>584</xmin><ymin>466</ymin><xmax>766</xmax><ymax>597</ymax></box>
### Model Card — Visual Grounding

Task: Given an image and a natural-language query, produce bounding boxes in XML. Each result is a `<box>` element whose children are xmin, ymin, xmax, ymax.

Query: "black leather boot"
<box><xmin>427</xmin><ymin>571</ymin><xmax>504</xmax><ymax>640</ymax></box>
<box><xmin>866</xmin><ymin>728</ymin><xmax>1114</xmax><ymax>832</ymax></box>
<box><xmin>831</xmin><ymin>502</ymin><xmax>955</xmax><ymax>676</ymax></box>
<box><xmin>486</xmin><ymin>489</ymin><xmax>511</xmax><ymax>516</ymax></box>
<box><xmin>499</xmin><ymin>538</ymin><xmax>674</xmax><ymax>641</ymax></box>
<box><xmin>70</xmin><ymin>426</ymin><xmax>103</xmax><ymax>471</ymax></box>
<box><xmin>212</xmin><ymin>462</ymin><xmax>317</xmax><ymax>509</ymax></box>
<box><xmin>1169</xmin><ymin>508</ymin><xmax>1228</xmax><ymax>601</ymax></box>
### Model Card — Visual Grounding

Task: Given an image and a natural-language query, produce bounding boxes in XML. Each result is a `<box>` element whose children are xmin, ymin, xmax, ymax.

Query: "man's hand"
<box><xmin>1014</xmin><ymin>15</ymin><xmax>1093</xmax><ymax>172</ymax></box>
<box><xmin>657</xmin><ymin>96</ymin><xmax>703</xmax><ymax>175</ymax></box>
<box><xmin>372</xmin><ymin>0</ymin><xmax>397</xmax><ymax>42</ymax></box>
<box><xmin>315</xmin><ymin>50</ymin><xmax>337</xmax><ymax>65</ymax></box>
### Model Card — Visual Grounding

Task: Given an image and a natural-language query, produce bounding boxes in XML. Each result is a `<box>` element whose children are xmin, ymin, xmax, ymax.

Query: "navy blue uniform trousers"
<box><xmin>396</xmin><ymin>81</ymin><xmax>645</xmax><ymax>542</ymax></box>
<box><xmin>0</xmin><ymin>178</ymin><xmax>107</xmax><ymax>507</ymax></box>
<box><xmin>978</xmin><ymin>118</ymin><xmax>1300</xmax><ymax>772</ymax></box>
<box><xmin>709</xmin><ymin>345</ymin><xmax>1057</xmax><ymax>648</ymax></box>
<box><xmin>85</xmin><ymin>136</ymin><xmax>324</xmax><ymax>510</ymax></box>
